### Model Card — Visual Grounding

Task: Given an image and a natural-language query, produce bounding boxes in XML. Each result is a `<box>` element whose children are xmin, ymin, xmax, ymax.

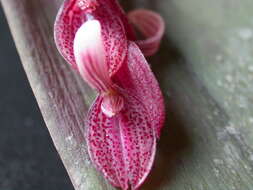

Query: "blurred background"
<box><xmin>0</xmin><ymin>6</ymin><xmax>74</xmax><ymax>190</ymax></box>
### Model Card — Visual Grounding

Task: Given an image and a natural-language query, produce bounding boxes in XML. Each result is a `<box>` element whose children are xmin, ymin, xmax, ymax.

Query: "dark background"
<box><xmin>0</xmin><ymin>6</ymin><xmax>74</xmax><ymax>190</ymax></box>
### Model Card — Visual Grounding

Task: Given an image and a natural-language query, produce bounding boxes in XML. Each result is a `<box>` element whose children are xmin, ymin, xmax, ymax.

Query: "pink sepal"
<box><xmin>114</xmin><ymin>42</ymin><xmax>165</xmax><ymax>138</ymax></box>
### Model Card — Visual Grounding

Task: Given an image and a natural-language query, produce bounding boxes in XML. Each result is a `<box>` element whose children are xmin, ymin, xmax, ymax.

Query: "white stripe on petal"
<box><xmin>74</xmin><ymin>20</ymin><xmax>112</xmax><ymax>92</ymax></box>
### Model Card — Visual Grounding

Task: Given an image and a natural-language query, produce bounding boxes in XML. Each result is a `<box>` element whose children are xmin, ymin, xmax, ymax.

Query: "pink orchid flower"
<box><xmin>54</xmin><ymin>0</ymin><xmax>165</xmax><ymax>189</ymax></box>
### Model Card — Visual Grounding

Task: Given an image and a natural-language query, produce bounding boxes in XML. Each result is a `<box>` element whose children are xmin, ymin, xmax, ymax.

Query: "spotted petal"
<box><xmin>54</xmin><ymin>0</ymin><xmax>132</xmax><ymax>75</ymax></box>
<box><xmin>54</xmin><ymin>0</ymin><xmax>84</xmax><ymax>69</ymax></box>
<box><xmin>86</xmin><ymin>93</ymin><xmax>156</xmax><ymax>190</ymax></box>
<box><xmin>115</xmin><ymin>42</ymin><xmax>165</xmax><ymax>138</ymax></box>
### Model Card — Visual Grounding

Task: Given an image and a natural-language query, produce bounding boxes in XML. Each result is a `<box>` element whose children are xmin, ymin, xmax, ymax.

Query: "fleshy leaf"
<box><xmin>86</xmin><ymin>93</ymin><xmax>156</xmax><ymax>190</ymax></box>
<box><xmin>114</xmin><ymin>42</ymin><xmax>165</xmax><ymax>138</ymax></box>
<box><xmin>54</xmin><ymin>0</ymin><xmax>131</xmax><ymax>75</ymax></box>
<box><xmin>128</xmin><ymin>9</ymin><xmax>165</xmax><ymax>56</ymax></box>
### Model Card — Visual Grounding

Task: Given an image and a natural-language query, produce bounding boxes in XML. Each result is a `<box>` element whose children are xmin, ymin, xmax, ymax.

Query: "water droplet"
<box><xmin>217</xmin><ymin>80</ymin><xmax>223</xmax><ymax>87</ymax></box>
<box><xmin>249</xmin><ymin>154</ymin><xmax>253</xmax><ymax>161</ymax></box>
<box><xmin>216</xmin><ymin>55</ymin><xmax>222</xmax><ymax>62</ymax></box>
<box><xmin>213</xmin><ymin>158</ymin><xmax>224</xmax><ymax>165</ymax></box>
<box><xmin>225</xmin><ymin>75</ymin><xmax>233</xmax><ymax>83</ymax></box>
<box><xmin>248</xmin><ymin>65</ymin><xmax>253</xmax><ymax>72</ymax></box>
<box><xmin>249</xmin><ymin>118</ymin><xmax>253</xmax><ymax>124</ymax></box>
<box><xmin>238</xmin><ymin>28</ymin><xmax>253</xmax><ymax>40</ymax></box>
<box><xmin>225</xmin><ymin>125</ymin><xmax>238</xmax><ymax>135</ymax></box>
<box><xmin>213</xmin><ymin>168</ymin><xmax>220</xmax><ymax>177</ymax></box>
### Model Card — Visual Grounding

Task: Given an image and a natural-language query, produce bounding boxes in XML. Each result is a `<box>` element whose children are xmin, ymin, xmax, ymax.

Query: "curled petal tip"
<box><xmin>128</xmin><ymin>9</ymin><xmax>165</xmax><ymax>57</ymax></box>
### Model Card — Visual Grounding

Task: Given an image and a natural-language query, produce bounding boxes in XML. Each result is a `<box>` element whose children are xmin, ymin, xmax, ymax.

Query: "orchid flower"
<box><xmin>54</xmin><ymin>0</ymin><xmax>165</xmax><ymax>189</ymax></box>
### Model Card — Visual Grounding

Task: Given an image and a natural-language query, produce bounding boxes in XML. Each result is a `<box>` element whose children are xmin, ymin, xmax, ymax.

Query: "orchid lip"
<box><xmin>101</xmin><ymin>89</ymin><xmax>125</xmax><ymax>117</ymax></box>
